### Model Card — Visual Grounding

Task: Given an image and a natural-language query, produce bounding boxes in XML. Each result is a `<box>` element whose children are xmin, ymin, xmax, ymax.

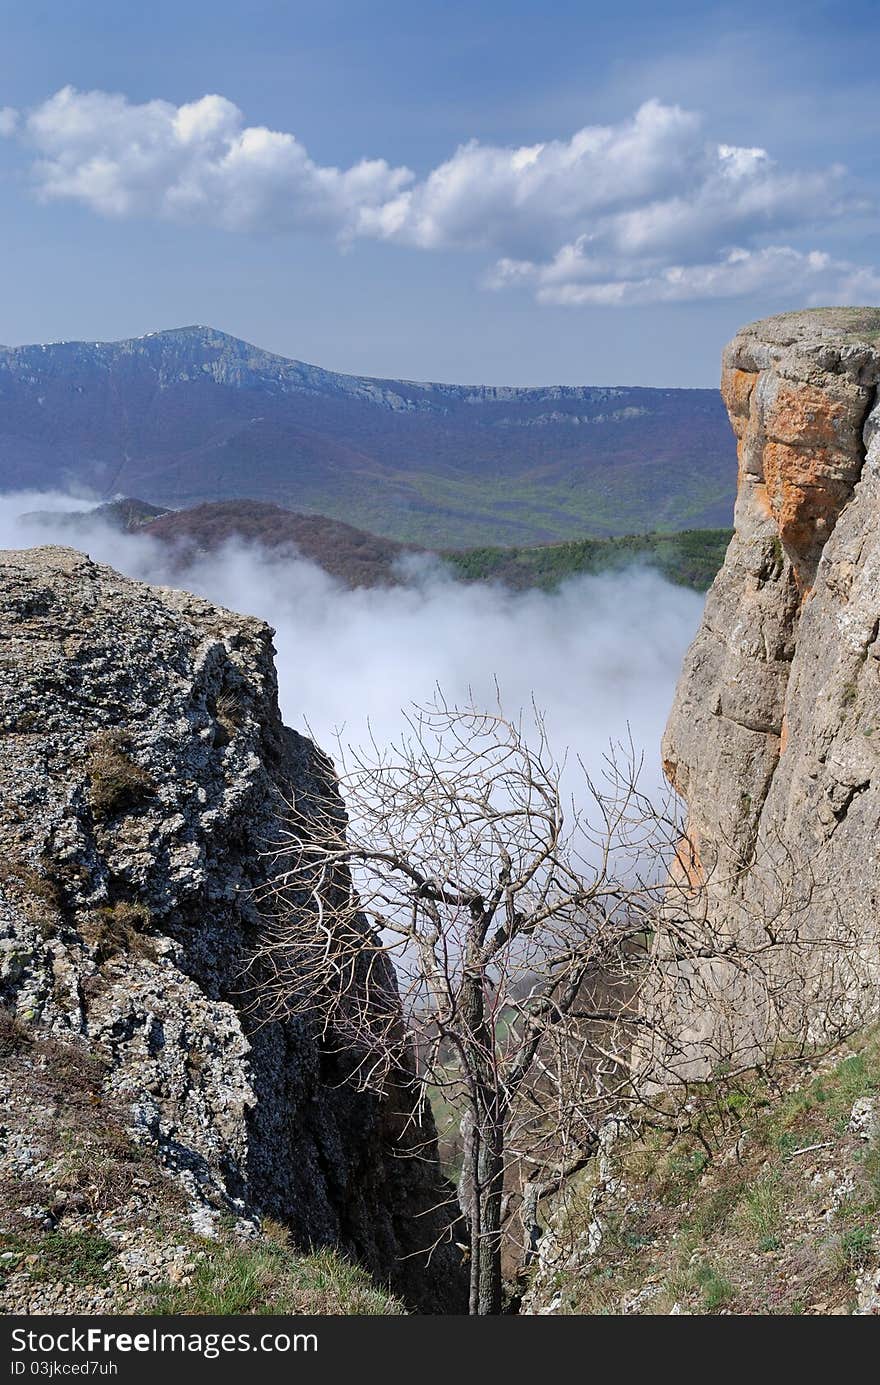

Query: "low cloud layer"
<box><xmin>3</xmin><ymin>87</ymin><xmax>877</xmax><ymax>306</ymax></box>
<box><xmin>0</xmin><ymin>493</ymin><xmax>703</xmax><ymax>816</ymax></box>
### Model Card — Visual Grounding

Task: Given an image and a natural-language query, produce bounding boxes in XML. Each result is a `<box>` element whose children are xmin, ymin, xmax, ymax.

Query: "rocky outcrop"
<box><xmin>658</xmin><ymin>309</ymin><xmax>880</xmax><ymax>1070</ymax></box>
<box><xmin>0</xmin><ymin>546</ymin><xmax>464</xmax><ymax>1311</ymax></box>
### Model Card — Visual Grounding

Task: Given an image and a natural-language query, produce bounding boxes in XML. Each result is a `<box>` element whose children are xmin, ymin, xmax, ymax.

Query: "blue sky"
<box><xmin>0</xmin><ymin>0</ymin><xmax>877</xmax><ymax>385</ymax></box>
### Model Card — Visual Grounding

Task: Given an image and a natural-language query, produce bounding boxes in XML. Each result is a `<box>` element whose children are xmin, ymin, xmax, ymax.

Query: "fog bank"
<box><xmin>0</xmin><ymin>493</ymin><xmax>703</xmax><ymax>803</ymax></box>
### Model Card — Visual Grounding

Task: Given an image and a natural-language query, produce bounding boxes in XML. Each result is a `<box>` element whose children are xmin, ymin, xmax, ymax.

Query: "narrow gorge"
<box><xmin>2</xmin><ymin>309</ymin><xmax>880</xmax><ymax>1316</ymax></box>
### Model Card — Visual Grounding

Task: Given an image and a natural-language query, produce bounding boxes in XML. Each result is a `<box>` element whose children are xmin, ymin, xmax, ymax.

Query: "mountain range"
<box><xmin>0</xmin><ymin>327</ymin><xmax>736</xmax><ymax>547</ymax></box>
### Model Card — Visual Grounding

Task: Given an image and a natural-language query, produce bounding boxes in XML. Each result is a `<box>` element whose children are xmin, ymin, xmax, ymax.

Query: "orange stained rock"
<box><xmin>762</xmin><ymin>439</ymin><xmax>851</xmax><ymax>568</ymax></box>
<box><xmin>721</xmin><ymin>366</ymin><xmax>758</xmax><ymax>430</ymax></box>
<box><xmin>672</xmin><ymin>832</ymin><xmax>705</xmax><ymax>892</ymax></box>
<box><xmin>779</xmin><ymin>713</ymin><xmax>788</xmax><ymax>756</ymax></box>
<box><xmin>751</xmin><ymin>480</ymin><xmax>774</xmax><ymax>520</ymax></box>
<box><xmin>725</xmin><ymin>371</ymin><xmax>865</xmax><ymax>581</ymax></box>
<box><xmin>765</xmin><ymin>381</ymin><xmax>848</xmax><ymax>450</ymax></box>
<box><xmin>662</xmin><ymin>755</ymin><xmax>680</xmax><ymax>792</ymax></box>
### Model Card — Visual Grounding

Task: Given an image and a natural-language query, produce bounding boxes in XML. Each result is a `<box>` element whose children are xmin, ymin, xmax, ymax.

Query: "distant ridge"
<box><xmin>23</xmin><ymin>495</ymin><xmax>731</xmax><ymax>593</ymax></box>
<box><xmin>0</xmin><ymin>326</ymin><xmax>736</xmax><ymax>546</ymax></box>
<box><xmin>144</xmin><ymin>499</ymin><xmax>416</xmax><ymax>587</ymax></box>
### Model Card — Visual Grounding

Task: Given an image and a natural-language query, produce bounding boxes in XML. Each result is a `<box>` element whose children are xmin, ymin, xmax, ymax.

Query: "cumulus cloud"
<box><xmin>24</xmin><ymin>87</ymin><xmax>411</xmax><ymax>234</ymax></box>
<box><xmin>0</xmin><ymin>492</ymin><xmax>702</xmax><ymax>817</ymax></box>
<box><xmin>10</xmin><ymin>86</ymin><xmax>877</xmax><ymax>305</ymax></box>
<box><xmin>489</xmin><ymin>244</ymin><xmax>880</xmax><ymax>307</ymax></box>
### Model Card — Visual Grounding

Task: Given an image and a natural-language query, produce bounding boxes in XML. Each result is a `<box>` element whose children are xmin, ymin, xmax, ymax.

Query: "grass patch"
<box><xmin>839</xmin><ymin>1226</ymin><xmax>873</xmax><ymax>1270</ymax></box>
<box><xmin>88</xmin><ymin>731</ymin><xmax>156</xmax><ymax>819</ymax></box>
<box><xmin>145</xmin><ymin>1243</ymin><xmax>404</xmax><ymax>1316</ymax></box>
<box><xmin>0</xmin><ymin>1231</ymin><xmax>116</xmax><ymax>1283</ymax></box>
<box><xmin>80</xmin><ymin>901</ymin><xmax>156</xmax><ymax>963</ymax></box>
<box><xmin>740</xmin><ymin>1172</ymin><xmax>784</xmax><ymax>1244</ymax></box>
<box><xmin>529</xmin><ymin>1025</ymin><xmax>880</xmax><ymax>1314</ymax></box>
<box><xmin>694</xmin><ymin>1262</ymin><xmax>735</xmax><ymax>1311</ymax></box>
<box><xmin>0</xmin><ymin>1006</ymin><xmax>34</xmax><ymax>1058</ymax></box>
<box><xmin>213</xmin><ymin>688</ymin><xmax>245</xmax><ymax>746</ymax></box>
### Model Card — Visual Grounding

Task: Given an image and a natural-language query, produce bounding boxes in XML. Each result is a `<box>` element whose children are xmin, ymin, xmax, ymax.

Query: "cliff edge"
<box><xmin>660</xmin><ymin>308</ymin><xmax>880</xmax><ymax>1066</ymax></box>
<box><xmin>0</xmin><ymin>546</ymin><xmax>463</xmax><ymax>1312</ymax></box>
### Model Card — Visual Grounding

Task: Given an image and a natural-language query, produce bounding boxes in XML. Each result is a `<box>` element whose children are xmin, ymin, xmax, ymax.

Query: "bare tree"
<box><xmin>255</xmin><ymin>694</ymin><xmax>874</xmax><ymax>1314</ymax></box>
<box><xmin>256</xmin><ymin>695</ymin><xmax>682</xmax><ymax>1314</ymax></box>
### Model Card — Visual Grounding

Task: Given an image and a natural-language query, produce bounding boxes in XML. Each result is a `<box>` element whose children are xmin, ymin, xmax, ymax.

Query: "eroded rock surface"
<box><xmin>659</xmin><ymin>309</ymin><xmax>880</xmax><ymax>1069</ymax></box>
<box><xmin>0</xmin><ymin>546</ymin><xmax>463</xmax><ymax>1311</ymax></box>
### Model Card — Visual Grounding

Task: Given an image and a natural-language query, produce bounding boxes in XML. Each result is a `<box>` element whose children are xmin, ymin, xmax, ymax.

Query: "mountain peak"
<box><xmin>0</xmin><ymin>325</ymin><xmax>735</xmax><ymax>547</ymax></box>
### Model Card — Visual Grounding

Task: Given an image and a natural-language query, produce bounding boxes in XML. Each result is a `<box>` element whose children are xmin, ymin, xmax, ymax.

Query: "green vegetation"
<box><xmin>839</xmin><ymin>1226</ymin><xmax>873</xmax><ymax>1269</ymax></box>
<box><xmin>145</xmin><ymin>1240</ymin><xmax>404</xmax><ymax>1317</ymax></box>
<box><xmin>739</xmin><ymin>1172</ymin><xmax>783</xmax><ymax>1244</ymax></box>
<box><xmin>305</xmin><ymin>469</ymin><xmax>735</xmax><ymax>550</ymax></box>
<box><xmin>693</xmin><ymin>1263</ymin><xmax>736</xmax><ymax>1310</ymax></box>
<box><xmin>445</xmin><ymin>527</ymin><xmax>733</xmax><ymax>593</ymax></box>
<box><xmin>0</xmin><ymin>1224</ymin><xmax>403</xmax><ymax>1317</ymax></box>
<box><xmin>532</xmin><ymin>1025</ymin><xmax>880</xmax><ymax>1314</ymax></box>
<box><xmin>0</xmin><ymin>1232</ymin><xmax>115</xmax><ymax>1283</ymax></box>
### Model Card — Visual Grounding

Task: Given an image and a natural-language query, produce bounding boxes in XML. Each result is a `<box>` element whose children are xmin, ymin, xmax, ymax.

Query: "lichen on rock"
<box><xmin>0</xmin><ymin>545</ymin><xmax>464</xmax><ymax>1312</ymax></box>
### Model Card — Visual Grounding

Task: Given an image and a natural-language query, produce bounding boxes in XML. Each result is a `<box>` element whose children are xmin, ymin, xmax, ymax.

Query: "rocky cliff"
<box><xmin>0</xmin><ymin>546</ymin><xmax>463</xmax><ymax>1311</ymax></box>
<box><xmin>660</xmin><ymin>308</ymin><xmax>880</xmax><ymax>1068</ymax></box>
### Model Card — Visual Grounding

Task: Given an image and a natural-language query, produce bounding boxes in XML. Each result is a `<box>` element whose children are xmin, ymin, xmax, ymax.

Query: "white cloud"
<box><xmin>490</xmin><ymin>244</ymin><xmax>880</xmax><ymax>308</ymax></box>
<box><xmin>25</xmin><ymin>87</ymin><xmax>411</xmax><ymax>233</ymax></box>
<box><xmin>0</xmin><ymin>106</ymin><xmax>18</xmax><ymax>136</ymax></box>
<box><xmin>12</xmin><ymin>86</ymin><xmax>878</xmax><ymax>306</ymax></box>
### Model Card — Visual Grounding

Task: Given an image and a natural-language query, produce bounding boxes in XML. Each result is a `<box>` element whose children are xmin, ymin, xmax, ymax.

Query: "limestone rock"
<box><xmin>659</xmin><ymin>309</ymin><xmax>880</xmax><ymax>1071</ymax></box>
<box><xmin>0</xmin><ymin>546</ymin><xmax>464</xmax><ymax>1311</ymax></box>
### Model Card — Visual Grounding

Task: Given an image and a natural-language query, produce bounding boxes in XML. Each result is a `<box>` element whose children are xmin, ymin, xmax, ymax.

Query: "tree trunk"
<box><xmin>463</xmin><ymin>1114</ymin><xmax>482</xmax><ymax>1316</ymax></box>
<box><xmin>474</xmin><ymin>1120</ymin><xmax>504</xmax><ymax>1314</ymax></box>
<box><xmin>459</xmin><ymin>943</ymin><xmax>506</xmax><ymax>1315</ymax></box>
<box><xmin>462</xmin><ymin>1106</ymin><xmax>505</xmax><ymax>1315</ymax></box>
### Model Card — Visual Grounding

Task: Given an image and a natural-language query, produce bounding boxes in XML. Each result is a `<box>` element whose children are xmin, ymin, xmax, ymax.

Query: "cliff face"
<box><xmin>0</xmin><ymin>546</ymin><xmax>463</xmax><ymax>1311</ymax></box>
<box><xmin>661</xmin><ymin>308</ymin><xmax>880</xmax><ymax>1065</ymax></box>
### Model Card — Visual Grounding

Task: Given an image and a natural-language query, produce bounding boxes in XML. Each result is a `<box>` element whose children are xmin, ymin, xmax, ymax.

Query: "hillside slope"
<box><xmin>0</xmin><ymin>326</ymin><xmax>735</xmax><ymax>546</ymax></box>
<box><xmin>21</xmin><ymin>496</ymin><xmax>732</xmax><ymax>593</ymax></box>
<box><xmin>523</xmin><ymin>1026</ymin><xmax>880</xmax><ymax>1315</ymax></box>
<box><xmin>143</xmin><ymin>499</ymin><xmax>417</xmax><ymax>587</ymax></box>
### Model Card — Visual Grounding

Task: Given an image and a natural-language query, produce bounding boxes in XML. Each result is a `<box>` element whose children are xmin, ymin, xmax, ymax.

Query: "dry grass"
<box><xmin>0</xmin><ymin>855</ymin><xmax>64</xmax><ymax>935</ymax></box>
<box><xmin>87</xmin><ymin>731</ymin><xmax>156</xmax><ymax>819</ymax></box>
<box><xmin>79</xmin><ymin>901</ymin><xmax>157</xmax><ymax>963</ymax></box>
<box><xmin>0</xmin><ymin>1005</ymin><xmax>35</xmax><ymax>1059</ymax></box>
